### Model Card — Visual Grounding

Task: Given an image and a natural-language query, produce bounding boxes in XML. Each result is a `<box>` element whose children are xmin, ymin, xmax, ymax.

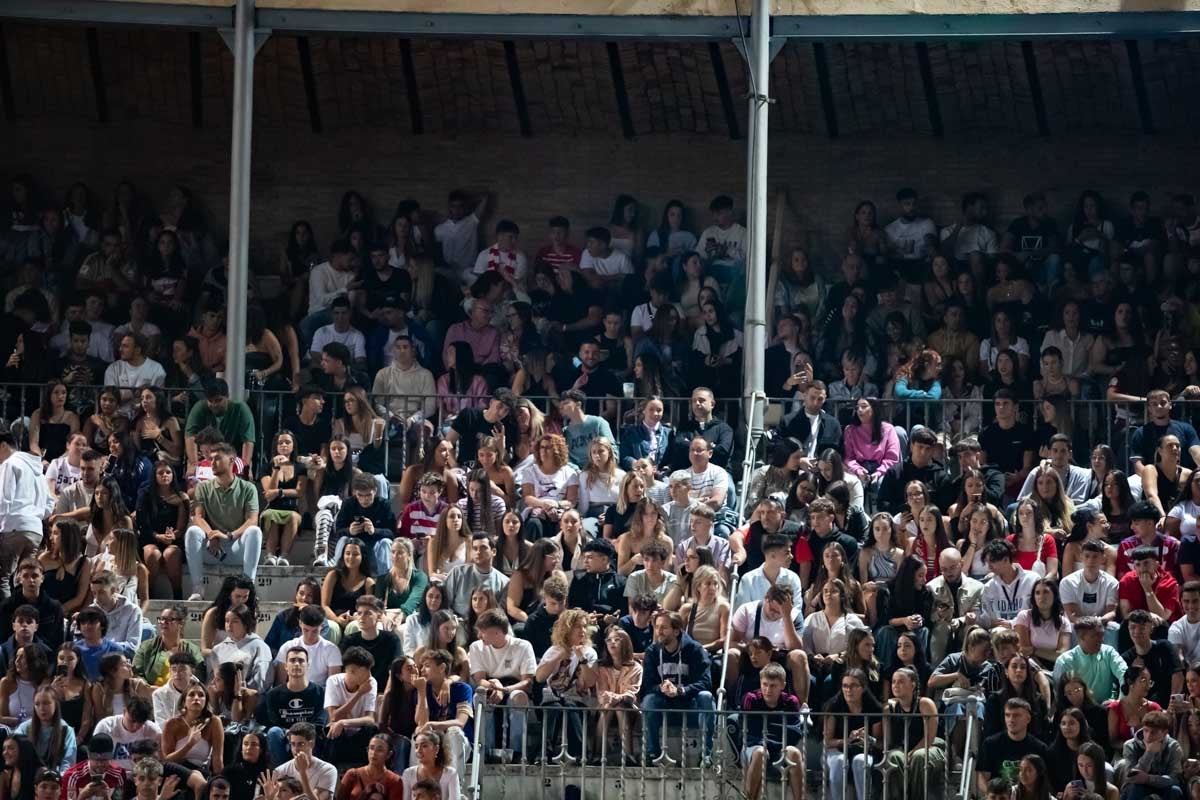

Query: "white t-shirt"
<box><xmin>276</xmin><ymin>756</ymin><xmax>338</xmax><ymax>795</ymax></box>
<box><xmin>520</xmin><ymin>463</ymin><xmax>577</xmax><ymax>502</ymax></box>
<box><xmin>696</xmin><ymin>223</ymin><xmax>747</xmax><ymax>265</ymax></box>
<box><xmin>45</xmin><ymin>456</ymin><xmax>81</xmax><ymax>494</ymax></box>
<box><xmin>323</xmin><ymin>673</ymin><xmax>378</xmax><ymax>731</ymax></box>
<box><xmin>730</xmin><ymin>601</ymin><xmax>804</xmax><ymax>649</ymax></box>
<box><xmin>434</xmin><ymin>214</ymin><xmax>481</xmax><ymax>277</ymax></box>
<box><xmin>884</xmin><ymin>216</ymin><xmax>937</xmax><ymax>261</ymax></box>
<box><xmin>580</xmin><ymin>249</ymin><xmax>634</xmax><ymax>277</ymax></box>
<box><xmin>1169</xmin><ymin>500</ymin><xmax>1200</xmax><ymax>539</ymax></box>
<box><xmin>537</xmin><ymin>644</ymin><xmax>597</xmax><ymax>703</ymax></box>
<box><xmin>940</xmin><ymin>222</ymin><xmax>999</xmax><ymax>260</ymax></box>
<box><xmin>273</xmin><ymin>636</ymin><xmax>343</xmax><ymax>686</ymax></box>
<box><xmin>467</xmin><ymin>635</ymin><xmax>536</xmax><ymax>680</ymax></box>
<box><xmin>310</xmin><ymin>324</ymin><xmax>366</xmax><ymax>361</ymax></box>
<box><xmin>1059</xmin><ymin>570</ymin><xmax>1120</xmax><ymax>617</ymax></box>
<box><xmin>103</xmin><ymin>358</ymin><xmax>166</xmax><ymax>392</ymax></box>
<box><xmin>1169</xmin><ymin>616</ymin><xmax>1200</xmax><ymax>664</ymax></box>
<box><xmin>688</xmin><ymin>463</ymin><xmax>729</xmax><ymax>506</ymax></box>
<box><xmin>92</xmin><ymin>715</ymin><xmax>163</xmax><ymax>772</ymax></box>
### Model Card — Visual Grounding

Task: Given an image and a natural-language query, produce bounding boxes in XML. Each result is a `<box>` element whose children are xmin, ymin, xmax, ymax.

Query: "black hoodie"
<box><xmin>639</xmin><ymin>631</ymin><xmax>711</xmax><ymax>702</ymax></box>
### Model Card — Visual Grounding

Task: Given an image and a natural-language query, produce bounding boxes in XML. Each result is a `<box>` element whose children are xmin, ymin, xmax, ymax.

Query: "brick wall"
<box><xmin>7</xmin><ymin>120</ymin><xmax>1198</xmax><ymax>279</ymax></box>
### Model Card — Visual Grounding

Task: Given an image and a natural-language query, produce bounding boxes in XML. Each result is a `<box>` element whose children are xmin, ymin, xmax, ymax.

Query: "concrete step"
<box><xmin>179</xmin><ymin>563</ymin><xmax>332</xmax><ymax>603</ymax></box>
<box><xmin>143</xmin><ymin>598</ymin><xmax>292</xmax><ymax>639</ymax></box>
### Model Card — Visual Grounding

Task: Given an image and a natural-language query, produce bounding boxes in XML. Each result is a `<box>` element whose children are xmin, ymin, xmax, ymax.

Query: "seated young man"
<box><xmin>91</xmin><ymin>696</ymin><xmax>162</xmax><ymax>773</ymax></box>
<box><xmin>341</xmin><ymin>595</ymin><xmax>401</xmax><ymax>690</ymax></box>
<box><xmin>258</xmin><ymin>646</ymin><xmax>326</xmax><ymax>766</ymax></box>
<box><xmin>467</xmin><ymin>610</ymin><xmax>534</xmax><ymax>761</ymax></box>
<box><xmin>975</xmin><ymin>698</ymin><xmax>1049</xmax><ymax>793</ymax></box>
<box><xmin>274</xmin><ymin>722</ymin><xmax>337</xmax><ymax>800</ymax></box>
<box><xmin>0</xmin><ymin>603</ymin><xmax>52</xmax><ymax>676</ymax></box>
<box><xmin>151</xmin><ymin>652</ymin><xmax>200</xmax><ymax>726</ymax></box>
<box><xmin>1116</xmin><ymin>709</ymin><xmax>1184</xmax><ymax>800</ymax></box>
<box><xmin>728</xmin><ymin>584</ymin><xmax>810</xmax><ymax>705</ymax></box>
<box><xmin>331</xmin><ymin>473</ymin><xmax>397</xmax><ymax>573</ymax></box>
<box><xmin>322</xmin><ymin>646</ymin><xmax>379</xmax><ymax>766</ymax></box>
<box><xmin>415</xmin><ymin>649</ymin><xmax>474</xmax><ymax>779</ymax></box>
<box><xmin>617</xmin><ymin>594</ymin><xmax>658</xmax><ymax>658</ymax></box>
<box><xmin>519</xmin><ymin>574</ymin><xmax>567</xmax><ymax>659</ymax></box>
<box><xmin>742</xmin><ymin>662</ymin><xmax>805</xmax><ymax>800</ymax></box>
<box><xmin>272</xmin><ymin>604</ymin><xmax>342</xmax><ymax>687</ymax></box>
<box><xmin>74</xmin><ymin>607</ymin><xmax>128</xmax><ymax>681</ymax></box>
<box><xmin>640</xmin><ymin>609</ymin><xmax>715</xmax><ymax>764</ymax></box>
<box><xmin>733</xmin><ymin>636</ymin><xmax>775</xmax><ymax>701</ymax></box>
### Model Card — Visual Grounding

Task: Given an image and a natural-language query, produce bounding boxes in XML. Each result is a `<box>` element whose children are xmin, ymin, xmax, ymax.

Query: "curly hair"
<box><xmin>895</xmin><ymin>348</ymin><xmax>943</xmax><ymax>387</ymax></box>
<box><xmin>534</xmin><ymin>433</ymin><xmax>569</xmax><ymax>472</ymax></box>
<box><xmin>549</xmin><ymin>608</ymin><xmax>595</xmax><ymax>650</ymax></box>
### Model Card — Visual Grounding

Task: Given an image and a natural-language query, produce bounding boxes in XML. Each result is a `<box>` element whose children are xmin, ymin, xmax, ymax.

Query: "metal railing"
<box><xmin>6</xmin><ymin>379</ymin><xmax>1193</xmax><ymax>471</ymax></box>
<box><xmin>464</xmin><ymin>700</ymin><xmax>982</xmax><ymax>800</ymax></box>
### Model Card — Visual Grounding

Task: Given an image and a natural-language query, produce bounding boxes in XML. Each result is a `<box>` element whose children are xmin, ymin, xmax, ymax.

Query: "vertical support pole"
<box><xmin>742</xmin><ymin>0</ymin><xmax>770</xmax><ymax>434</ymax></box>
<box><xmin>224</xmin><ymin>0</ymin><xmax>255</xmax><ymax>401</ymax></box>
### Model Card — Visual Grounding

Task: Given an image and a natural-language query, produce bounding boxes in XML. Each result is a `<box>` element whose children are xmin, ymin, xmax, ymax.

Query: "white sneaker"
<box><xmin>266</xmin><ymin>555</ymin><xmax>280</xmax><ymax>566</ymax></box>
<box><xmin>276</xmin><ymin>557</ymin><xmax>290</xmax><ymax>567</ymax></box>
<box><xmin>187</xmin><ymin>593</ymin><xmax>203</xmax><ymax>602</ymax></box>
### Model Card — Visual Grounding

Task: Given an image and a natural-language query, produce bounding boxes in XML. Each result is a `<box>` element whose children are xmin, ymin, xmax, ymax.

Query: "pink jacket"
<box><xmin>842</xmin><ymin>421</ymin><xmax>901</xmax><ymax>481</ymax></box>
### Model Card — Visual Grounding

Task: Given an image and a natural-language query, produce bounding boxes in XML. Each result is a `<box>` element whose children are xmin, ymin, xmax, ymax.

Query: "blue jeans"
<box><xmin>184</xmin><ymin>525</ymin><xmax>263</xmax><ymax>598</ymax></box>
<box><xmin>641</xmin><ymin>690</ymin><xmax>715</xmax><ymax>759</ymax></box>
<box><xmin>332</xmin><ymin>536</ymin><xmax>394</xmax><ymax>576</ymax></box>
<box><xmin>483</xmin><ymin>691</ymin><xmax>531</xmax><ymax>756</ymax></box>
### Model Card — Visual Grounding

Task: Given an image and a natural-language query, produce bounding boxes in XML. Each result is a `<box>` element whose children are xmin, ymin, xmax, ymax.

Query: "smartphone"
<box><xmin>1069</xmin><ymin>781</ymin><xmax>1085</xmax><ymax>790</ymax></box>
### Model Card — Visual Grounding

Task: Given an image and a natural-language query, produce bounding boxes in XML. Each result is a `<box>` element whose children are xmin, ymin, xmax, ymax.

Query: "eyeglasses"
<box><xmin>158</xmin><ymin>617</ymin><xmax>181</xmax><ymax>624</ymax></box>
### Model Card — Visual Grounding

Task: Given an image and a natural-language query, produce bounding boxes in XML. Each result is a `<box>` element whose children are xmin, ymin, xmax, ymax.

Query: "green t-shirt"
<box><xmin>195</xmin><ymin>476</ymin><xmax>258</xmax><ymax>533</ymax></box>
<box><xmin>186</xmin><ymin>400</ymin><xmax>256</xmax><ymax>448</ymax></box>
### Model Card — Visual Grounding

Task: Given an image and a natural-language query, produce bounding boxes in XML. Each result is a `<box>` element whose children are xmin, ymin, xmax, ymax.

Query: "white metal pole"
<box><xmin>742</xmin><ymin>0</ymin><xmax>770</xmax><ymax>432</ymax></box>
<box><xmin>224</xmin><ymin>0</ymin><xmax>254</xmax><ymax>401</ymax></box>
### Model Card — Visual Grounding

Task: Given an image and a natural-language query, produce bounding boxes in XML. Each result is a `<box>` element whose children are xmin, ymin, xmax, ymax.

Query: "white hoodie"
<box><xmin>0</xmin><ymin>450</ymin><xmax>50</xmax><ymax>535</ymax></box>
<box><xmin>90</xmin><ymin>593</ymin><xmax>144</xmax><ymax>656</ymax></box>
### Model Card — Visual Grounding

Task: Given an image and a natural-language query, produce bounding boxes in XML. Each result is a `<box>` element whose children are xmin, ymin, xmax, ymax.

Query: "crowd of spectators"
<box><xmin>2</xmin><ymin>174</ymin><xmax>1200</xmax><ymax>800</ymax></box>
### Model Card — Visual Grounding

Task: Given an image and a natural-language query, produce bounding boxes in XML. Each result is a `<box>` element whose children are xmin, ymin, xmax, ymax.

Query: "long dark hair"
<box><xmin>324</xmin><ymin>435</ymin><xmax>357</xmax><ymax>500</ymax></box>
<box><xmin>235</xmin><ymin>729</ymin><xmax>272</xmax><ymax>774</ymax></box>
<box><xmin>285</xmin><ymin>220</ymin><xmax>318</xmax><ymax>271</ymax></box>
<box><xmin>1101</xmin><ymin>470</ymin><xmax>1134</xmax><ymax>517</ymax></box>
<box><xmin>283</xmin><ymin>578</ymin><xmax>323</xmax><ymax>630</ymax></box>
<box><xmin>90</xmin><ymin>476</ymin><xmax>130</xmax><ymax>526</ymax></box>
<box><xmin>37</xmin><ymin>380</ymin><xmax>66</xmax><ymax>421</ymax></box>
<box><xmin>464</xmin><ymin>469</ymin><xmax>496</xmax><ymax>536</ymax></box>
<box><xmin>208</xmin><ymin>576</ymin><xmax>259</xmax><ymax>628</ymax></box>
<box><xmin>108</xmin><ymin>429</ymin><xmax>142</xmax><ymax>472</ymax></box>
<box><xmin>887</xmin><ymin>555</ymin><xmax>928</xmax><ymax>616</ymax></box>
<box><xmin>381</xmin><ymin>657</ymin><xmax>418</xmax><ymax>737</ymax></box>
<box><xmin>417</xmin><ymin>582</ymin><xmax>449</xmax><ymax>626</ymax></box>
<box><xmin>1016</xmin><ymin>755</ymin><xmax>1053</xmax><ymax>800</ymax></box>
<box><xmin>609</xmin><ymin>194</ymin><xmax>638</xmax><ymax>228</ymax></box>
<box><xmin>654</xmin><ymin>200</ymin><xmax>686</xmax><ymax>247</ymax></box>
<box><xmin>0</xmin><ymin>734</ymin><xmax>38</xmax><ymax>800</ymax></box>
<box><xmin>1029</xmin><ymin>578</ymin><xmax>1065</xmax><ymax>628</ymax></box>
<box><xmin>847</xmin><ymin>397</ymin><xmax>884</xmax><ymax>443</ymax></box>
<box><xmin>446</xmin><ymin>341</ymin><xmax>481</xmax><ymax>395</ymax></box>
<box><xmin>334</xmin><ymin>537</ymin><xmax>374</xmax><ymax>581</ymax></box>
<box><xmin>133</xmin><ymin>386</ymin><xmax>171</xmax><ymax>428</ymax></box>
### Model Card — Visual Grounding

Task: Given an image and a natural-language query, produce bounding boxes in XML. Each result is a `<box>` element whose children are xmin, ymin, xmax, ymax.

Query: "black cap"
<box><xmin>90</xmin><ymin>734</ymin><xmax>115</xmax><ymax>757</ymax></box>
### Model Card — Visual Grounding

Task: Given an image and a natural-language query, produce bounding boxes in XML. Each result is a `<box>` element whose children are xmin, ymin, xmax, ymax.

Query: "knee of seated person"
<box><xmin>509</xmin><ymin>689</ymin><xmax>530</xmax><ymax>705</ymax></box>
<box><xmin>786</xmin><ymin>649</ymin><xmax>807</xmax><ymax>668</ymax></box>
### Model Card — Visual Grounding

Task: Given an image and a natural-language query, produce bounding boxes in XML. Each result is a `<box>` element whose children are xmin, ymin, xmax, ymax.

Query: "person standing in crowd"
<box><xmin>0</xmin><ymin>432</ymin><xmax>50</xmax><ymax>601</ymax></box>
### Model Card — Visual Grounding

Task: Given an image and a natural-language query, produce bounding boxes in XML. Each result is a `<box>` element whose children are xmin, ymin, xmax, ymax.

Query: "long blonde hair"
<box><xmin>390</xmin><ymin>538</ymin><xmax>415</xmax><ymax>595</ymax></box>
<box><xmin>108</xmin><ymin>528</ymin><xmax>139</xmax><ymax>578</ymax></box>
<box><xmin>583</xmin><ymin>438</ymin><xmax>618</xmax><ymax>490</ymax></box>
<box><xmin>408</xmin><ymin>256</ymin><xmax>436</xmax><ymax>312</ymax></box>
<box><xmin>515</xmin><ymin>398</ymin><xmax>546</xmax><ymax>443</ymax></box>
<box><xmin>689</xmin><ymin>564</ymin><xmax>726</xmax><ymax>603</ymax></box>
<box><xmin>615</xmin><ymin>472</ymin><xmax>646</xmax><ymax>515</ymax></box>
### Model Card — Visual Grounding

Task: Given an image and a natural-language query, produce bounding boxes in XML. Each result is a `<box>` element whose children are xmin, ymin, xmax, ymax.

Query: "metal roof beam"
<box><xmin>0</xmin><ymin>0</ymin><xmax>231</xmax><ymax>28</ymax></box>
<box><xmin>255</xmin><ymin>10</ymin><xmax>744</xmax><ymax>38</ymax></box>
<box><xmin>776</xmin><ymin>12</ymin><xmax>1200</xmax><ymax>39</ymax></box>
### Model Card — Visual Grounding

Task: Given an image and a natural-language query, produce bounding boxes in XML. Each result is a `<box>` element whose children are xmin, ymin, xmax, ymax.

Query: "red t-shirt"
<box><xmin>1006</xmin><ymin>532</ymin><xmax>1058</xmax><ymax>574</ymax></box>
<box><xmin>1117</xmin><ymin>568</ymin><xmax>1182</xmax><ymax>622</ymax></box>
